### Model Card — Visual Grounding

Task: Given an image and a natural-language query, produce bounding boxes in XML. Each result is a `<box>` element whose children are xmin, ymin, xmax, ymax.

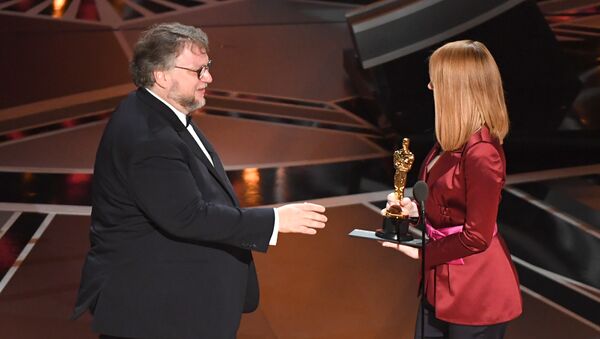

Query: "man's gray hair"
<box><xmin>130</xmin><ymin>22</ymin><xmax>209</xmax><ymax>88</ymax></box>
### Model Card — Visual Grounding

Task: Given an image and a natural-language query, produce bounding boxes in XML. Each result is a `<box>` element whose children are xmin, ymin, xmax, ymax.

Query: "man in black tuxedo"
<box><xmin>72</xmin><ymin>22</ymin><xmax>327</xmax><ymax>339</ymax></box>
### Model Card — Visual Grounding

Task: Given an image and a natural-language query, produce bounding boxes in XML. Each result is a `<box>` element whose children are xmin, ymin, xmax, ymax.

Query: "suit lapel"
<box><xmin>426</xmin><ymin>150</ymin><xmax>460</xmax><ymax>186</ymax></box>
<box><xmin>190</xmin><ymin>123</ymin><xmax>240</xmax><ymax>206</ymax></box>
<box><xmin>177</xmin><ymin>128</ymin><xmax>220</xmax><ymax>175</ymax></box>
<box><xmin>424</xmin><ymin>128</ymin><xmax>490</xmax><ymax>185</ymax></box>
<box><xmin>137</xmin><ymin>88</ymin><xmax>239</xmax><ymax>206</ymax></box>
<box><xmin>420</xmin><ymin>143</ymin><xmax>440</xmax><ymax>181</ymax></box>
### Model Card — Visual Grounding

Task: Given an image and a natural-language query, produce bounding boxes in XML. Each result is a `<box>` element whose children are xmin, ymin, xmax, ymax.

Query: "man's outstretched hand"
<box><xmin>277</xmin><ymin>203</ymin><xmax>327</xmax><ymax>235</ymax></box>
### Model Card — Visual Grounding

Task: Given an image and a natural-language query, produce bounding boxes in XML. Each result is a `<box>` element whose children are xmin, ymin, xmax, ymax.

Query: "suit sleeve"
<box><xmin>127</xmin><ymin>137</ymin><xmax>274</xmax><ymax>252</ymax></box>
<box><xmin>424</xmin><ymin>142</ymin><xmax>504</xmax><ymax>268</ymax></box>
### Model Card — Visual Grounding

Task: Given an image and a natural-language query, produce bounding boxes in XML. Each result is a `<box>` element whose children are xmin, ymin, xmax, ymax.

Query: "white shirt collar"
<box><xmin>145</xmin><ymin>87</ymin><xmax>189</xmax><ymax>127</ymax></box>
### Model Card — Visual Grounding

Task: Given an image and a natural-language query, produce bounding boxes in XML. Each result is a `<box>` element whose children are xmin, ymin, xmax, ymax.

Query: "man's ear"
<box><xmin>153</xmin><ymin>69</ymin><xmax>168</xmax><ymax>88</ymax></box>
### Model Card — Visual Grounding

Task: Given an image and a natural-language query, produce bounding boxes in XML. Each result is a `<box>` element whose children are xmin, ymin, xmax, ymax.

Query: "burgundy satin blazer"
<box><xmin>420</xmin><ymin>127</ymin><xmax>522</xmax><ymax>325</ymax></box>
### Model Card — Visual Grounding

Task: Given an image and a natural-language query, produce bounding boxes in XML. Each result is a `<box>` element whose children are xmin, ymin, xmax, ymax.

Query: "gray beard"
<box><xmin>178</xmin><ymin>95</ymin><xmax>205</xmax><ymax>113</ymax></box>
<box><xmin>172</xmin><ymin>94</ymin><xmax>205</xmax><ymax>113</ymax></box>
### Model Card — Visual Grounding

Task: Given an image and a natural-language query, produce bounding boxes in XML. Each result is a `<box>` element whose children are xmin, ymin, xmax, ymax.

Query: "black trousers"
<box><xmin>99</xmin><ymin>335</ymin><xmax>138</xmax><ymax>339</ymax></box>
<box><xmin>414</xmin><ymin>301</ymin><xmax>508</xmax><ymax>339</ymax></box>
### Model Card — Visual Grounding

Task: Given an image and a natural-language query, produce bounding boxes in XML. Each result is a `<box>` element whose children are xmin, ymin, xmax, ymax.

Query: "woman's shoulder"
<box><xmin>462</xmin><ymin>127</ymin><xmax>505</xmax><ymax>165</ymax></box>
<box><xmin>462</xmin><ymin>137</ymin><xmax>505</xmax><ymax>182</ymax></box>
<box><xmin>465</xmin><ymin>126</ymin><xmax>500</xmax><ymax>149</ymax></box>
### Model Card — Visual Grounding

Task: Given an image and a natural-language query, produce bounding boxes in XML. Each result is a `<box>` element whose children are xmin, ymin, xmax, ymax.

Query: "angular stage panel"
<box><xmin>0</xmin><ymin>205</ymin><xmax>596</xmax><ymax>338</ymax></box>
<box><xmin>0</xmin><ymin>214</ymin><xmax>95</xmax><ymax>339</ymax></box>
<box><xmin>119</xmin><ymin>0</ymin><xmax>356</xmax><ymax>101</ymax></box>
<box><xmin>239</xmin><ymin>203</ymin><xmax>600</xmax><ymax>338</ymax></box>
<box><xmin>506</xmin><ymin>289</ymin><xmax>600</xmax><ymax>338</ymax></box>
<box><xmin>198</xmin><ymin>114</ymin><xmax>385</xmax><ymax>169</ymax></box>
<box><xmin>0</xmin><ymin>114</ymin><xmax>385</xmax><ymax>172</ymax></box>
<box><xmin>0</xmin><ymin>211</ymin><xmax>14</xmax><ymax>228</ymax></box>
<box><xmin>0</xmin><ymin>16</ymin><xmax>130</xmax><ymax>109</ymax></box>
<box><xmin>0</xmin><ymin>122</ymin><xmax>105</xmax><ymax>172</ymax></box>
<box><xmin>239</xmin><ymin>204</ymin><xmax>421</xmax><ymax>338</ymax></box>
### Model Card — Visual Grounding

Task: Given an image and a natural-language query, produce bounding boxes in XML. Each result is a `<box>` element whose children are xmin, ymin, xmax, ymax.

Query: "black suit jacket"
<box><xmin>73</xmin><ymin>88</ymin><xmax>274</xmax><ymax>339</ymax></box>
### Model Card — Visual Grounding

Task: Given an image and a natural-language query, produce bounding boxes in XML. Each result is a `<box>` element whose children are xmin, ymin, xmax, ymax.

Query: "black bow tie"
<box><xmin>185</xmin><ymin>114</ymin><xmax>193</xmax><ymax>127</ymax></box>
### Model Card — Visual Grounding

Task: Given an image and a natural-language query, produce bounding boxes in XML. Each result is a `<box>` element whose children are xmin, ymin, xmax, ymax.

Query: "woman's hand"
<box><xmin>380</xmin><ymin>193</ymin><xmax>419</xmax><ymax>218</ymax></box>
<box><xmin>380</xmin><ymin>242</ymin><xmax>420</xmax><ymax>259</ymax></box>
<box><xmin>379</xmin><ymin>191</ymin><xmax>421</xmax><ymax>259</ymax></box>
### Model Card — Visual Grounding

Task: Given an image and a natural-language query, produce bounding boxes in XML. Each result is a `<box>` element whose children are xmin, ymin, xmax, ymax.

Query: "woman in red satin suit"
<box><xmin>381</xmin><ymin>40</ymin><xmax>522</xmax><ymax>338</ymax></box>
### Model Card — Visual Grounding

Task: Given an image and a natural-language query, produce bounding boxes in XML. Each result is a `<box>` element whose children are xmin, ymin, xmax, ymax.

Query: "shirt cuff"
<box><xmin>269</xmin><ymin>208</ymin><xmax>279</xmax><ymax>246</ymax></box>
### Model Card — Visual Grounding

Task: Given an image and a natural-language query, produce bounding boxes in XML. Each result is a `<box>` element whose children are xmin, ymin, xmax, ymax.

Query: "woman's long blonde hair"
<box><xmin>429</xmin><ymin>40</ymin><xmax>509</xmax><ymax>151</ymax></box>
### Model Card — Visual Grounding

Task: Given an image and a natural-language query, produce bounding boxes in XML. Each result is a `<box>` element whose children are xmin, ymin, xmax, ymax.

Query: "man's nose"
<box><xmin>201</xmin><ymin>70</ymin><xmax>213</xmax><ymax>83</ymax></box>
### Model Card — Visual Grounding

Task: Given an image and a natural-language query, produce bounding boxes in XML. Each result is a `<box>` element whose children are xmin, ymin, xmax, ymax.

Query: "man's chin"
<box><xmin>197</xmin><ymin>97</ymin><xmax>206</xmax><ymax>109</ymax></box>
<box><xmin>183</xmin><ymin>98</ymin><xmax>205</xmax><ymax>112</ymax></box>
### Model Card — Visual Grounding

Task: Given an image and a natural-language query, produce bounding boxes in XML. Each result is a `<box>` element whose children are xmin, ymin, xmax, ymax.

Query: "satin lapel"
<box><xmin>176</xmin><ymin>129</ymin><xmax>220</xmax><ymax>177</ymax></box>
<box><xmin>136</xmin><ymin>88</ymin><xmax>239</xmax><ymax>205</ymax></box>
<box><xmin>190</xmin><ymin>123</ymin><xmax>240</xmax><ymax>206</ymax></box>
<box><xmin>420</xmin><ymin>143</ymin><xmax>440</xmax><ymax>181</ymax></box>
<box><xmin>424</xmin><ymin>129</ymin><xmax>488</xmax><ymax>185</ymax></box>
<box><xmin>205</xmin><ymin>150</ymin><xmax>240</xmax><ymax>206</ymax></box>
<box><xmin>427</xmin><ymin>149</ymin><xmax>461</xmax><ymax>186</ymax></box>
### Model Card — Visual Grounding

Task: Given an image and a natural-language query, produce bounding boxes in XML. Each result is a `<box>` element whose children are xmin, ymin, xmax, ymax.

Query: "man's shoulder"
<box><xmin>114</xmin><ymin>89</ymin><xmax>147</xmax><ymax>113</ymax></box>
<box><xmin>110</xmin><ymin>89</ymin><xmax>168</xmax><ymax>129</ymax></box>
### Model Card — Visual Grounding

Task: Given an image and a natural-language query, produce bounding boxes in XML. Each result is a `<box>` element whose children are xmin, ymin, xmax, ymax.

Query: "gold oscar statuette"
<box><xmin>377</xmin><ymin>138</ymin><xmax>415</xmax><ymax>241</ymax></box>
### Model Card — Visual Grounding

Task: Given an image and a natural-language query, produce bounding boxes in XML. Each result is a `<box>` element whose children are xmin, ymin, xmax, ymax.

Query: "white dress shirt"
<box><xmin>145</xmin><ymin>88</ymin><xmax>279</xmax><ymax>245</ymax></box>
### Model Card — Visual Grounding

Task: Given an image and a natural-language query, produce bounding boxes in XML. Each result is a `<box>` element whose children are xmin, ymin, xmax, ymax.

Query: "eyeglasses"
<box><xmin>174</xmin><ymin>59</ymin><xmax>212</xmax><ymax>79</ymax></box>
